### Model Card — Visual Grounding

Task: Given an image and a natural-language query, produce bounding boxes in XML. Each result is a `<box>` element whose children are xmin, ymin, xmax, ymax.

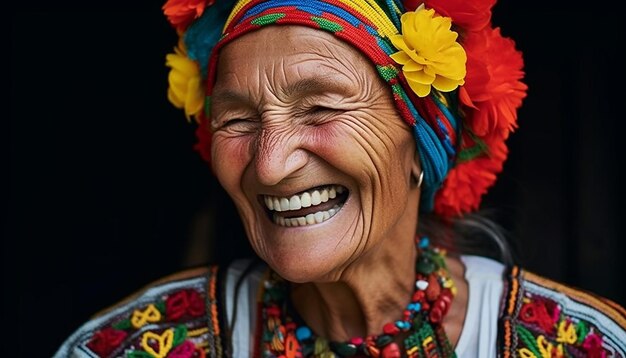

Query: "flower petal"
<box><xmin>165</xmin><ymin>42</ymin><xmax>205</xmax><ymax>121</ymax></box>
<box><xmin>405</xmin><ymin>69</ymin><xmax>435</xmax><ymax>85</ymax></box>
<box><xmin>163</xmin><ymin>0</ymin><xmax>213</xmax><ymax>32</ymax></box>
<box><xmin>432</xmin><ymin>75</ymin><xmax>463</xmax><ymax>92</ymax></box>
<box><xmin>402</xmin><ymin>60</ymin><xmax>424</xmax><ymax>72</ymax></box>
<box><xmin>406</xmin><ymin>77</ymin><xmax>432</xmax><ymax>97</ymax></box>
<box><xmin>185</xmin><ymin>76</ymin><xmax>204</xmax><ymax>119</ymax></box>
<box><xmin>390</xmin><ymin>51</ymin><xmax>412</xmax><ymax>65</ymax></box>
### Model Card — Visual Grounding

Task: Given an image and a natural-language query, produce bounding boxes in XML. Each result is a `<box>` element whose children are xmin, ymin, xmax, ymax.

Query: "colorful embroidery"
<box><xmin>499</xmin><ymin>267</ymin><xmax>626</xmax><ymax>358</ymax></box>
<box><xmin>81</xmin><ymin>268</ymin><xmax>221</xmax><ymax>358</ymax></box>
<box><xmin>206</xmin><ymin>265</ymin><xmax>224</xmax><ymax>358</ymax></box>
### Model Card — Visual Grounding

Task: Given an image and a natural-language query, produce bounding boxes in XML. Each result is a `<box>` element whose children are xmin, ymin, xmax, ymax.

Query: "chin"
<box><xmin>245</xmin><ymin>183</ymin><xmax>365</xmax><ymax>283</ymax></box>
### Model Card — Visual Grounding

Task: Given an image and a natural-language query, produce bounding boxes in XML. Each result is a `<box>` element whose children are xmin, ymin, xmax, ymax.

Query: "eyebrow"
<box><xmin>282</xmin><ymin>76</ymin><xmax>348</xmax><ymax>98</ymax></box>
<box><xmin>210</xmin><ymin>90</ymin><xmax>249</xmax><ymax>105</ymax></box>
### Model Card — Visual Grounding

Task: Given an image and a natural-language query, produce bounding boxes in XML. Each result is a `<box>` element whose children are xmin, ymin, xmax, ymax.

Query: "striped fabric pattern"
<box><xmin>198</xmin><ymin>0</ymin><xmax>460</xmax><ymax>211</ymax></box>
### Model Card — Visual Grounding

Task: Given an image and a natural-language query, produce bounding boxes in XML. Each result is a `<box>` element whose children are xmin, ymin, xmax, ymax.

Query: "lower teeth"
<box><xmin>273</xmin><ymin>205</ymin><xmax>341</xmax><ymax>227</ymax></box>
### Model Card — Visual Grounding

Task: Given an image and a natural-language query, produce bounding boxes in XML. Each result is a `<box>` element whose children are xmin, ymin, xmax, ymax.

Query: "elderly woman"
<box><xmin>55</xmin><ymin>0</ymin><xmax>626</xmax><ymax>357</ymax></box>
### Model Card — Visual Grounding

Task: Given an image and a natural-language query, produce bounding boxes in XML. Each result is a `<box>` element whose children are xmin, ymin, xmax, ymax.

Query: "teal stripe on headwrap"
<box><xmin>413</xmin><ymin>119</ymin><xmax>451</xmax><ymax>211</ymax></box>
<box><xmin>184</xmin><ymin>0</ymin><xmax>237</xmax><ymax>78</ymax></box>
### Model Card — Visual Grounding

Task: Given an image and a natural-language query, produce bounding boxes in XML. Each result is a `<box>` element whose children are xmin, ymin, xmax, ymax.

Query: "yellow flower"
<box><xmin>165</xmin><ymin>38</ymin><xmax>205</xmax><ymax>122</ymax></box>
<box><xmin>390</xmin><ymin>5</ymin><xmax>466</xmax><ymax>97</ymax></box>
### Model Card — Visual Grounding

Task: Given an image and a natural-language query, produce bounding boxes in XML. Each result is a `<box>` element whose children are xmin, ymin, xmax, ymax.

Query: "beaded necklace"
<box><xmin>255</xmin><ymin>237</ymin><xmax>458</xmax><ymax>358</ymax></box>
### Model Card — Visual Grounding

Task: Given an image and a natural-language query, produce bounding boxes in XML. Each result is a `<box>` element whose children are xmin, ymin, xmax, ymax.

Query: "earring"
<box><xmin>417</xmin><ymin>171</ymin><xmax>424</xmax><ymax>188</ymax></box>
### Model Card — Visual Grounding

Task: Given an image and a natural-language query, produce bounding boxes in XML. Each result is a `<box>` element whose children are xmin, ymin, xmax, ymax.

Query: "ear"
<box><xmin>410</xmin><ymin>152</ymin><xmax>423</xmax><ymax>189</ymax></box>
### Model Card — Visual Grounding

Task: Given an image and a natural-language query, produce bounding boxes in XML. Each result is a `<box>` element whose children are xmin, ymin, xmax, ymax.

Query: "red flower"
<box><xmin>583</xmin><ymin>334</ymin><xmax>607</xmax><ymax>358</ymax></box>
<box><xmin>166</xmin><ymin>289</ymin><xmax>206</xmax><ymax>321</ymax></box>
<box><xmin>461</xmin><ymin>27</ymin><xmax>528</xmax><ymax>139</ymax></box>
<box><xmin>162</xmin><ymin>0</ymin><xmax>215</xmax><ymax>32</ymax></box>
<box><xmin>167</xmin><ymin>340</ymin><xmax>196</xmax><ymax>358</ymax></box>
<box><xmin>404</xmin><ymin>0</ymin><xmax>496</xmax><ymax>32</ymax></box>
<box><xmin>86</xmin><ymin>327</ymin><xmax>128</xmax><ymax>357</ymax></box>
<box><xmin>434</xmin><ymin>26</ymin><xmax>528</xmax><ymax>216</ymax></box>
<box><xmin>434</xmin><ymin>132</ymin><xmax>507</xmax><ymax>217</ymax></box>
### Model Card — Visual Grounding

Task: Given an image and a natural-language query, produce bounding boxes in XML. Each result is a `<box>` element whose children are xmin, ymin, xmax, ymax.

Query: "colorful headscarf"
<box><xmin>163</xmin><ymin>0</ymin><xmax>527</xmax><ymax>218</ymax></box>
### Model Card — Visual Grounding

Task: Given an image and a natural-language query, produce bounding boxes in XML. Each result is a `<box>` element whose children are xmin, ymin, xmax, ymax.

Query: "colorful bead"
<box><xmin>349</xmin><ymin>337</ymin><xmax>364</xmax><ymax>346</ymax></box>
<box><xmin>416</xmin><ymin>280</ymin><xmax>429</xmax><ymax>290</ymax></box>
<box><xmin>285</xmin><ymin>333</ymin><xmax>300</xmax><ymax>358</ymax></box>
<box><xmin>296</xmin><ymin>326</ymin><xmax>312</xmax><ymax>341</ymax></box>
<box><xmin>257</xmin><ymin>236</ymin><xmax>457</xmax><ymax>357</ymax></box>
<box><xmin>383</xmin><ymin>322</ymin><xmax>399</xmax><ymax>335</ymax></box>
<box><xmin>376</xmin><ymin>335</ymin><xmax>394</xmax><ymax>347</ymax></box>
<box><xmin>395</xmin><ymin>320</ymin><xmax>411</xmax><ymax>331</ymax></box>
<box><xmin>330</xmin><ymin>342</ymin><xmax>358</xmax><ymax>356</ymax></box>
<box><xmin>407</xmin><ymin>303</ymin><xmax>421</xmax><ymax>312</ymax></box>
<box><xmin>415</xmin><ymin>259</ymin><xmax>435</xmax><ymax>275</ymax></box>
<box><xmin>429</xmin><ymin>307</ymin><xmax>443</xmax><ymax>323</ymax></box>
<box><xmin>425</xmin><ymin>275</ymin><xmax>441</xmax><ymax>301</ymax></box>
<box><xmin>381</xmin><ymin>342</ymin><xmax>401</xmax><ymax>358</ymax></box>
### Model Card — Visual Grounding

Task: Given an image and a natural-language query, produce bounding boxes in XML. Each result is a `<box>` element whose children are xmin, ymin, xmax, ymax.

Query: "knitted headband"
<box><xmin>163</xmin><ymin>0</ymin><xmax>527</xmax><ymax>218</ymax></box>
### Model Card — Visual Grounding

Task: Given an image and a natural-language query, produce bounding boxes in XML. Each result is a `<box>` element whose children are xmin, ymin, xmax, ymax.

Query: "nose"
<box><xmin>254</xmin><ymin>126</ymin><xmax>308</xmax><ymax>186</ymax></box>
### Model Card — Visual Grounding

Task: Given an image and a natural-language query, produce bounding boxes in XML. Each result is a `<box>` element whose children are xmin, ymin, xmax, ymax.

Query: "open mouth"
<box><xmin>261</xmin><ymin>185</ymin><xmax>349</xmax><ymax>227</ymax></box>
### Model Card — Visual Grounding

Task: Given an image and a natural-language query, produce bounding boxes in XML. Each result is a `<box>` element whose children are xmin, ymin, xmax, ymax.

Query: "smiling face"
<box><xmin>210</xmin><ymin>26</ymin><xmax>422</xmax><ymax>282</ymax></box>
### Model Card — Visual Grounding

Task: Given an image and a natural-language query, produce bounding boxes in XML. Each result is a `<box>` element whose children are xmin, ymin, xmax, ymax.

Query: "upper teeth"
<box><xmin>263</xmin><ymin>185</ymin><xmax>345</xmax><ymax>212</ymax></box>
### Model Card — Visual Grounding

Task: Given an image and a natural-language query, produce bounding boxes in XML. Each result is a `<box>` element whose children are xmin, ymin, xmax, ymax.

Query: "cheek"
<box><xmin>309</xmin><ymin>122</ymin><xmax>370</xmax><ymax>162</ymax></box>
<box><xmin>211</xmin><ymin>134</ymin><xmax>254</xmax><ymax>194</ymax></box>
<box><xmin>313</xmin><ymin>119</ymin><xmax>411</xmax><ymax>185</ymax></box>
<box><xmin>314</xmin><ymin>119</ymin><xmax>415</xmax><ymax>218</ymax></box>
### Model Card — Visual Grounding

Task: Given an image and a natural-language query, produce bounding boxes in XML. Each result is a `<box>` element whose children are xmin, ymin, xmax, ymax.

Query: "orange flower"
<box><xmin>434</xmin><ymin>133</ymin><xmax>508</xmax><ymax>216</ymax></box>
<box><xmin>461</xmin><ymin>27</ymin><xmax>528</xmax><ymax>139</ymax></box>
<box><xmin>406</xmin><ymin>0</ymin><xmax>497</xmax><ymax>32</ymax></box>
<box><xmin>163</xmin><ymin>0</ymin><xmax>215</xmax><ymax>32</ymax></box>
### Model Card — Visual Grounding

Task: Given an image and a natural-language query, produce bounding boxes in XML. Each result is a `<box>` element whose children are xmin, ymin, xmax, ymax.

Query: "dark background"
<box><xmin>7</xmin><ymin>1</ymin><xmax>625</xmax><ymax>356</ymax></box>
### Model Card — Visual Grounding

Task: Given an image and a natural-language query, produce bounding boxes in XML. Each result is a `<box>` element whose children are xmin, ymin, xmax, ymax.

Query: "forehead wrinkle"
<box><xmin>304</xmin><ymin>35</ymin><xmax>372</xmax><ymax>83</ymax></box>
<box><xmin>281</xmin><ymin>75</ymin><xmax>352</xmax><ymax>100</ymax></box>
<box><xmin>266</xmin><ymin>54</ymin><xmax>287</xmax><ymax>96</ymax></box>
<box><xmin>212</xmin><ymin>64</ymin><xmax>259</xmax><ymax>109</ymax></box>
<box><xmin>211</xmin><ymin>89</ymin><xmax>249</xmax><ymax>105</ymax></box>
<box><xmin>214</xmin><ymin>27</ymin><xmax>383</xmax><ymax>110</ymax></box>
<box><xmin>291</xmin><ymin>40</ymin><xmax>383</xmax><ymax>107</ymax></box>
<box><xmin>283</xmin><ymin>57</ymin><xmax>366</xmax><ymax>105</ymax></box>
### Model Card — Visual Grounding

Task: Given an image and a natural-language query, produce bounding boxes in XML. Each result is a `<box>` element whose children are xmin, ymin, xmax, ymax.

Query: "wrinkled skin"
<box><xmin>210</xmin><ymin>26</ymin><xmax>466</xmax><ymax>343</ymax></box>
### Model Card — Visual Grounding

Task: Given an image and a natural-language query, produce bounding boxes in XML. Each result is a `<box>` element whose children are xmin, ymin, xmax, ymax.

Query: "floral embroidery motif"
<box><xmin>166</xmin><ymin>289</ymin><xmax>206</xmax><ymax>321</ymax></box>
<box><xmin>86</xmin><ymin>327</ymin><xmax>129</xmax><ymax>357</ymax></box>
<box><xmin>131</xmin><ymin>304</ymin><xmax>163</xmax><ymax>329</ymax></box>
<box><xmin>513</xmin><ymin>296</ymin><xmax>610</xmax><ymax>358</ymax></box>
<box><xmin>85</xmin><ymin>286</ymin><xmax>210</xmax><ymax>358</ymax></box>
<box><xmin>500</xmin><ymin>267</ymin><xmax>626</xmax><ymax>358</ymax></box>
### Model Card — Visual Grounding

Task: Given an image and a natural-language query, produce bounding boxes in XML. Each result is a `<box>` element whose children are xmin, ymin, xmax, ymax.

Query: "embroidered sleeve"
<box><xmin>499</xmin><ymin>266</ymin><xmax>626</xmax><ymax>358</ymax></box>
<box><xmin>53</xmin><ymin>266</ymin><xmax>226</xmax><ymax>358</ymax></box>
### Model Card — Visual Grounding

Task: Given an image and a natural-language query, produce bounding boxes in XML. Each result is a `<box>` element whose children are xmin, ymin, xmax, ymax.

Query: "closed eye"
<box><xmin>216</xmin><ymin>117</ymin><xmax>260</xmax><ymax>133</ymax></box>
<box><xmin>308</xmin><ymin>105</ymin><xmax>337</xmax><ymax>114</ymax></box>
<box><xmin>297</xmin><ymin>105</ymin><xmax>343</xmax><ymax>126</ymax></box>
<box><xmin>225</xmin><ymin>118</ymin><xmax>250</xmax><ymax>126</ymax></box>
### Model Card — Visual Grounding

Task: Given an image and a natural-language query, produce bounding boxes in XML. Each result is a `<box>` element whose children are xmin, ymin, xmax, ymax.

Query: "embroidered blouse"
<box><xmin>53</xmin><ymin>258</ymin><xmax>626</xmax><ymax>357</ymax></box>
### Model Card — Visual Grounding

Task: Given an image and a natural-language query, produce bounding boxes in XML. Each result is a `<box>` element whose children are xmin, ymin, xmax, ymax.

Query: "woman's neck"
<box><xmin>290</xmin><ymin>235</ymin><xmax>417</xmax><ymax>341</ymax></box>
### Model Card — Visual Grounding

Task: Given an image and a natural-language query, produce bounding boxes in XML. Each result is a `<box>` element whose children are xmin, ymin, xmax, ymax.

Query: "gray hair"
<box><xmin>418</xmin><ymin>211</ymin><xmax>515</xmax><ymax>266</ymax></box>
